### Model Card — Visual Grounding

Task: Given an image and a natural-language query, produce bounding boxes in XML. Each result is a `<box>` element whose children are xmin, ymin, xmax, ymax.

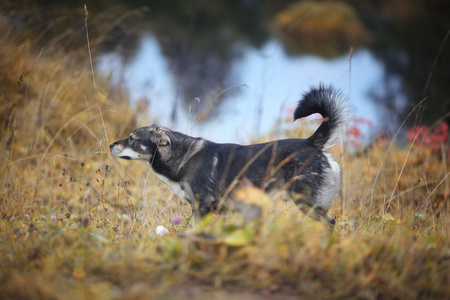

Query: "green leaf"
<box><xmin>382</xmin><ymin>213</ymin><xmax>395</xmax><ymax>221</ymax></box>
<box><xmin>194</xmin><ymin>213</ymin><xmax>215</xmax><ymax>234</ymax></box>
<box><xmin>223</xmin><ymin>228</ymin><xmax>252</xmax><ymax>247</ymax></box>
<box><xmin>94</xmin><ymin>234</ymin><xmax>109</xmax><ymax>243</ymax></box>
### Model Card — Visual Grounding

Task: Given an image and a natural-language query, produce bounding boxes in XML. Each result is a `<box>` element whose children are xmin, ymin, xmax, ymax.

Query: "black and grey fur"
<box><xmin>110</xmin><ymin>85</ymin><xmax>351</xmax><ymax>227</ymax></box>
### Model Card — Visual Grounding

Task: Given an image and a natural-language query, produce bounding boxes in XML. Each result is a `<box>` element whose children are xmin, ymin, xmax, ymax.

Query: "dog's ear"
<box><xmin>159</xmin><ymin>130</ymin><xmax>171</xmax><ymax>146</ymax></box>
<box><xmin>158</xmin><ymin>130</ymin><xmax>178</xmax><ymax>150</ymax></box>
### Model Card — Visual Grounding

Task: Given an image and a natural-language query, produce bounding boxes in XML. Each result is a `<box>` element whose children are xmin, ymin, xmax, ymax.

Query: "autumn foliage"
<box><xmin>1</xmin><ymin>16</ymin><xmax>450</xmax><ymax>300</ymax></box>
<box><xmin>407</xmin><ymin>121</ymin><xmax>449</xmax><ymax>152</ymax></box>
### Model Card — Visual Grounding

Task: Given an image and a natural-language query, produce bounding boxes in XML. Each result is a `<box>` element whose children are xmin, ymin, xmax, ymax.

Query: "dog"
<box><xmin>110</xmin><ymin>84</ymin><xmax>351</xmax><ymax>227</ymax></box>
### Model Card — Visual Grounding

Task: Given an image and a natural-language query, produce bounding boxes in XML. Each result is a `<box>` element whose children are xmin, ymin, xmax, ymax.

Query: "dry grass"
<box><xmin>1</xmin><ymin>12</ymin><xmax>449</xmax><ymax>300</ymax></box>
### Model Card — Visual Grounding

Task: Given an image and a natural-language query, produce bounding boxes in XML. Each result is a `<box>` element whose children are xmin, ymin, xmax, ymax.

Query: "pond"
<box><xmin>93</xmin><ymin>0</ymin><xmax>449</xmax><ymax>145</ymax></box>
<box><xmin>10</xmin><ymin>0</ymin><xmax>450</xmax><ymax>145</ymax></box>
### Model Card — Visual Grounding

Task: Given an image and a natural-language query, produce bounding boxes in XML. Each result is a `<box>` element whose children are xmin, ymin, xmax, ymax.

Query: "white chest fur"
<box><xmin>144</xmin><ymin>161</ymin><xmax>186</xmax><ymax>198</ymax></box>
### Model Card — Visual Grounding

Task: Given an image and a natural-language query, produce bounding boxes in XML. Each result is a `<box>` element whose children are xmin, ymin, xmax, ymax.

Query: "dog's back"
<box><xmin>187</xmin><ymin>85</ymin><xmax>350</xmax><ymax>224</ymax></box>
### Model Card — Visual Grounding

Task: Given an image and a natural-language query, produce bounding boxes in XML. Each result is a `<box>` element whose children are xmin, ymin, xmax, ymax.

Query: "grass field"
<box><xmin>1</xmin><ymin>14</ymin><xmax>449</xmax><ymax>300</ymax></box>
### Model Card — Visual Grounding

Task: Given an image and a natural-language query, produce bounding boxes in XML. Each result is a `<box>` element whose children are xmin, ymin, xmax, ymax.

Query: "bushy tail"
<box><xmin>293</xmin><ymin>84</ymin><xmax>351</xmax><ymax>150</ymax></box>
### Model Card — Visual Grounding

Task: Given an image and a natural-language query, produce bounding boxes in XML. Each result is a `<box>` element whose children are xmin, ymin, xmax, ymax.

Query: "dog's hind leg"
<box><xmin>314</xmin><ymin>207</ymin><xmax>336</xmax><ymax>230</ymax></box>
<box><xmin>294</xmin><ymin>198</ymin><xmax>336</xmax><ymax>230</ymax></box>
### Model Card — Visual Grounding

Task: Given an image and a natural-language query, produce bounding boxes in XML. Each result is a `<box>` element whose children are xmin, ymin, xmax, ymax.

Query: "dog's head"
<box><xmin>110</xmin><ymin>125</ymin><xmax>176</xmax><ymax>162</ymax></box>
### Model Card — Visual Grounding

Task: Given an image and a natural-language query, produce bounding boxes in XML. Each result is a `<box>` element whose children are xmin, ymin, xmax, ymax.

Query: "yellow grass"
<box><xmin>1</xmin><ymin>12</ymin><xmax>449</xmax><ymax>300</ymax></box>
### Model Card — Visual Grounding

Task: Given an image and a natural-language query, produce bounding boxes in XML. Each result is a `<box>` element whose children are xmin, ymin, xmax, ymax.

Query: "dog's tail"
<box><xmin>293</xmin><ymin>84</ymin><xmax>351</xmax><ymax>150</ymax></box>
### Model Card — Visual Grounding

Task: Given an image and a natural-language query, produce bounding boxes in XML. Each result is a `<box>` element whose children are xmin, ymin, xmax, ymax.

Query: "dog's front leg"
<box><xmin>180</xmin><ymin>182</ymin><xmax>200</xmax><ymax>226</ymax></box>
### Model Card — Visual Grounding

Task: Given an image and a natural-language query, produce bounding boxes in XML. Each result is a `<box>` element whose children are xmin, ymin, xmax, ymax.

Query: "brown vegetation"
<box><xmin>1</xmin><ymin>10</ymin><xmax>449</xmax><ymax>299</ymax></box>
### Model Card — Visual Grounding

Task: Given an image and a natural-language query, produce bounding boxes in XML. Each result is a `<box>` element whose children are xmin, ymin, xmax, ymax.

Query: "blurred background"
<box><xmin>2</xmin><ymin>0</ymin><xmax>449</xmax><ymax>144</ymax></box>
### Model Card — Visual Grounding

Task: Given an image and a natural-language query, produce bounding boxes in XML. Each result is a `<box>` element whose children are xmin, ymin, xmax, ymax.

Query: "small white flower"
<box><xmin>156</xmin><ymin>225</ymin><xmax>170</xmax><ymax>236</ymax></box>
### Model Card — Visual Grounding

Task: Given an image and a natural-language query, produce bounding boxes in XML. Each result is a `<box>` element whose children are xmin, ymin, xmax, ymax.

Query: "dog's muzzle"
<box><xmin>110</xmin><ymin>141</ymin><xmax>134</xmax><ymax>160</ymax></box>
<box><xmin>110</xmin><ymin>141</ymin><xmax>122</xmax><ymax>157</ymax></box>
